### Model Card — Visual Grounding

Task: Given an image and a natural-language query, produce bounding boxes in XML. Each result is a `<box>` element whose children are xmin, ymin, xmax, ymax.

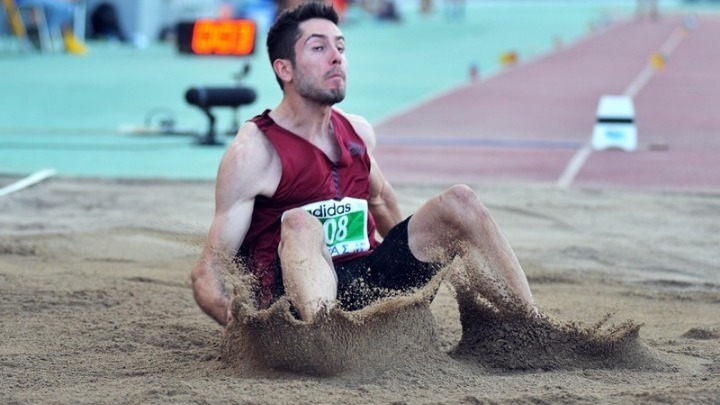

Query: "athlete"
<box><xmin>191</xmin><ymin>1</ymin><xmax>537</xmax><ymax>325</ymax></box>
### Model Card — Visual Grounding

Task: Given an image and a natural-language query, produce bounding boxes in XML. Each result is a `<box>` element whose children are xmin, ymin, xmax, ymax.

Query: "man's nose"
<box><xmin>330</xmin><ymin>46</ymin><xmax>342</xmax><ymax>64</ymax></box>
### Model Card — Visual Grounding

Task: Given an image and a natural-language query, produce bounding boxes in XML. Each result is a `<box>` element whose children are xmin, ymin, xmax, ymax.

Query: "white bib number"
<box><xmin>293</xmin><ymin>197</ymin><xmax>370</xmax><ymax>257</ymax></box>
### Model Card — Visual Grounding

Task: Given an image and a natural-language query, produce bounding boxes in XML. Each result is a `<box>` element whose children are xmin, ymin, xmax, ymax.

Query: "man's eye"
<box><xmin>313</xmin><ymin>46</ymin><xmax>324</xmax><ymax>51</ymax></box>
<box><xmin>337</xmin><ymin>47</ymin><xmax>345</xmax><ymax>53</ymax></box>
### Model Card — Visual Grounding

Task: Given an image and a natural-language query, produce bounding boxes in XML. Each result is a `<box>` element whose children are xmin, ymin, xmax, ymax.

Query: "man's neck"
<box><xmin>269</xmin><ymin>96</ymin><xmax>334</xmax><ymax>141</ymax></box>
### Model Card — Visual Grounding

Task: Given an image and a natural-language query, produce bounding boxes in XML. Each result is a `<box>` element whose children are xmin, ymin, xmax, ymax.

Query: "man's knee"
<box><xmin>281</xmin><ymin>208</ymin><xmax>324</xmax><ymax>245</ymax></box>
<box><xmin>410</xmin><ymin>184</ymin><xmax>493</xmax><ymax>250</ymax></box>
<box><xmin>434</xmin><ymin>184</ymin><xmax>490</xmax><ymax>225</ymax></box>
<box><xmin>282</xmin><ymin>208</ymin><xmax>318</xmax><ymax>229</ymax></box>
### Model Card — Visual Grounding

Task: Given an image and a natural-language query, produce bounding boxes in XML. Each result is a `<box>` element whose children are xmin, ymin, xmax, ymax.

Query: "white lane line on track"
<box><xmin>556</xmin><ymin>144</ymin><xmax>592</xmax><ymax>189</ymax></box>
<box><xmin>0</xmin><ymin>169</ymin><xmax>58</xmax><ymax>197</ymax></box>
<box><xmin>625</xmin><ymin>26</ymin><xmax>685</xmax><ymax>98</ymax></box>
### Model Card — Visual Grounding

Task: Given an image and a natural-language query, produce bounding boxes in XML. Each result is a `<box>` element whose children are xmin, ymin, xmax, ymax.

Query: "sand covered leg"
<box><xmin>407</xmin><ymin>185</ymin><xmax>536</xmax><ymax>314</ymax></box>
<box><xmin>279</xmin><ymin>208</ymin><xmax>338</xmax><ymax>321</ymax></box>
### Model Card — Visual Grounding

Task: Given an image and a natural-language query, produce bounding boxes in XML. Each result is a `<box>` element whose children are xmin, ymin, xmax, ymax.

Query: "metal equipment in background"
<box><xmin>185</xmin><ymin>63</ymin><xmax>256</xmax><ymax>145</ymax></box>
<box><xmin>179</xmin><ymin>18</ymin><xmax>258</xmax><ymax>145</ymax></box>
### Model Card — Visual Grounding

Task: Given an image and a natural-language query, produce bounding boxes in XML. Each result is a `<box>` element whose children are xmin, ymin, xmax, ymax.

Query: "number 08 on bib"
<box><xmin>294</xmin><ymin>197</ymin><xmax>370</xmax><ymax>257</ymax></box>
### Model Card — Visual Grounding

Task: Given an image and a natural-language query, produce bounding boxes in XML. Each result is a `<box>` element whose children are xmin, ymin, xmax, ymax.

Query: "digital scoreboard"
<box><xmin>177</xmin><ymin>19</ymin><xmax>257</xmax><ymax>56</ymax></box>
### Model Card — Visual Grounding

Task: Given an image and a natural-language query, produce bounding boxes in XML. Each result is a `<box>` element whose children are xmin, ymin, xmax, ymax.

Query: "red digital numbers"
<box><xmin>191</xmin><ymin>19</ymin><xmax>256</xmax><ymax>56</ymax></box>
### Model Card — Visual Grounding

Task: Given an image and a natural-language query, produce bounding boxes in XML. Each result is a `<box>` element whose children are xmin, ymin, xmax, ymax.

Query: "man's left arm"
<box><xmin>339</xmin><ymin>109</ymin><xmax>404</xmax><ymax>237</ymax></box>
<box><xmin>368</xmin><ymin>155</ymin><xmax>403</xmax><ymax>237</ymax></box>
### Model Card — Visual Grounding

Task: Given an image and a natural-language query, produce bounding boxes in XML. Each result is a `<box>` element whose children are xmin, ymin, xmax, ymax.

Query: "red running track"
<box><xmin>373</xmin><ymin>15</ymin><xmax>720</xmax><ymax>193</ymax></box>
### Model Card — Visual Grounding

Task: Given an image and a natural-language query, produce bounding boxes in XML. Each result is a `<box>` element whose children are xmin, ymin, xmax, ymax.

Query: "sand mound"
<box><xmin>451</xmin><ymin>287</ymin><xmax>670</xmax><ymax>371</ymax></box>
<box><xmin>220</xmin><ymin>268</ymin><xmax>671</xmax><ymax>376</ymax></box>
<box><xmin>221</xmin><ymin>274</ymin><xmax>445</xmax><ymax>376</ymax></box>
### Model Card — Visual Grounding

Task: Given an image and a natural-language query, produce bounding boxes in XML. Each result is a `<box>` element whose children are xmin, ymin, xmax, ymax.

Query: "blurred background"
<box><xmin>1</xmin><ymin>0</ymin><xmax>719</xmax><ymax>180</ymax></box>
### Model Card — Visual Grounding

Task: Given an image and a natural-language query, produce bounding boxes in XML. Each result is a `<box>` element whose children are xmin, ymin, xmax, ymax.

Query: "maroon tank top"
<box><xmin>238</xmin><ymin>109</ymin><xmax>380</xmax><ymax>306</ymax></box>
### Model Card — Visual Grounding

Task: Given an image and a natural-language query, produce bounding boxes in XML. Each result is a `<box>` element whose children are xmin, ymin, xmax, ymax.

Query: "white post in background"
<box><xmin>591</xmin><ymin>95</ymin><xmax>637</xmax><ymax>152</ymax></box>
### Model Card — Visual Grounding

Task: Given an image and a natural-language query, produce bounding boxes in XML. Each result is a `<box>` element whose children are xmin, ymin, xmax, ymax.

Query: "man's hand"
<box><xmin>191</xmin><ymin>259</ymin><xmax>232</xmax><ymax>326</ymax></box>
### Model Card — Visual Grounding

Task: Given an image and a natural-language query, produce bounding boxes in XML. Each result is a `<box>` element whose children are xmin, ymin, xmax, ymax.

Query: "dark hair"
<box><xmin>266</xmin><ymin>1</ymin><xmax>339</xmax><ymax>89</ymax></box>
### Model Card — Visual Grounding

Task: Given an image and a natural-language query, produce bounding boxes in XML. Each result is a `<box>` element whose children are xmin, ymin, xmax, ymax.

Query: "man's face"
<box><xmin>291</xmin><ymin>18</ymin><xmax>347</xmax><ymax>105</ymax></box>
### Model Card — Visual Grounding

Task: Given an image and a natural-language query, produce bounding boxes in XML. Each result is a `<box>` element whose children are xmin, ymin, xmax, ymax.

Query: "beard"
<box><xmin>294</xmin><ymin>70</ymin><xmax>346</xmax><ymax>106</ymax></box>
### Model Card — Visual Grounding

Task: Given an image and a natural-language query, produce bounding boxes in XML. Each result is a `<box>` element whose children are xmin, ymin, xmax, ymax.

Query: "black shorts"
<box><xmin>334</xmin><ymin>216</ymin><xmax>442</xmax><ymax>310</ymax></box>
<box><xmin>272</xmin><ymin>216</ymin><xmax>442</xmax><ymax>311</ymax></box>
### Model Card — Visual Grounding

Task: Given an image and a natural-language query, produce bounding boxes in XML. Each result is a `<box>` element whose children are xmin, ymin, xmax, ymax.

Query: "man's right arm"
<box><xmin>191</xmin><ymin>198</ymin><xmax>252</xmax><ymax>325</ymax></box>
<box><xmin>191</xmin><ymin>123</ymin><xmax>276</xmax><ymax>326</ymax></box>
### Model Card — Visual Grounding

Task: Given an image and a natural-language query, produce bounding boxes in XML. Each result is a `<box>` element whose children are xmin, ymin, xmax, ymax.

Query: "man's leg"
<box><xmin>278</xmin><ymin>208</ymin><xmax>338</xmax><ymax>321</ymax></box>
<box><xmin>407</xmin><ymin>185</ymin><xmax>536</xmax><ymax>314</ymax></box>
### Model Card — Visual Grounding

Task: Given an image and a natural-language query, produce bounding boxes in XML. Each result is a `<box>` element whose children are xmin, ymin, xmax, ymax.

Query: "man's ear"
<box><xmin>273</xmin><ymin>59</ymin><xmax>293</xmax><ymax>85</ymax></box>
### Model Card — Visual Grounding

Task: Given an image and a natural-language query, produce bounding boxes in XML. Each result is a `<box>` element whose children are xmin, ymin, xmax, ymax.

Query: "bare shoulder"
<box><xmin>334</xmin><ymin>108</ymin><xmax>377</xmax><ymax>151</ymax></box>
<box><xmin>225</xmin><ymin>121</ymin><xmax>271</xmax><ymax>159</ymax></box>
<box><xmin>218</xmin><ymin>121</ymin><xmax>280</xmax><ymax>199</ymax></box>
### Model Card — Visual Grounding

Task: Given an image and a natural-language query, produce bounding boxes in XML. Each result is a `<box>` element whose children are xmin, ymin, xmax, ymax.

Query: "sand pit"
<box><xmin>1</xmin><ymin>177</ymin><xmax>719</xmax><ymax>403</ymax></box>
